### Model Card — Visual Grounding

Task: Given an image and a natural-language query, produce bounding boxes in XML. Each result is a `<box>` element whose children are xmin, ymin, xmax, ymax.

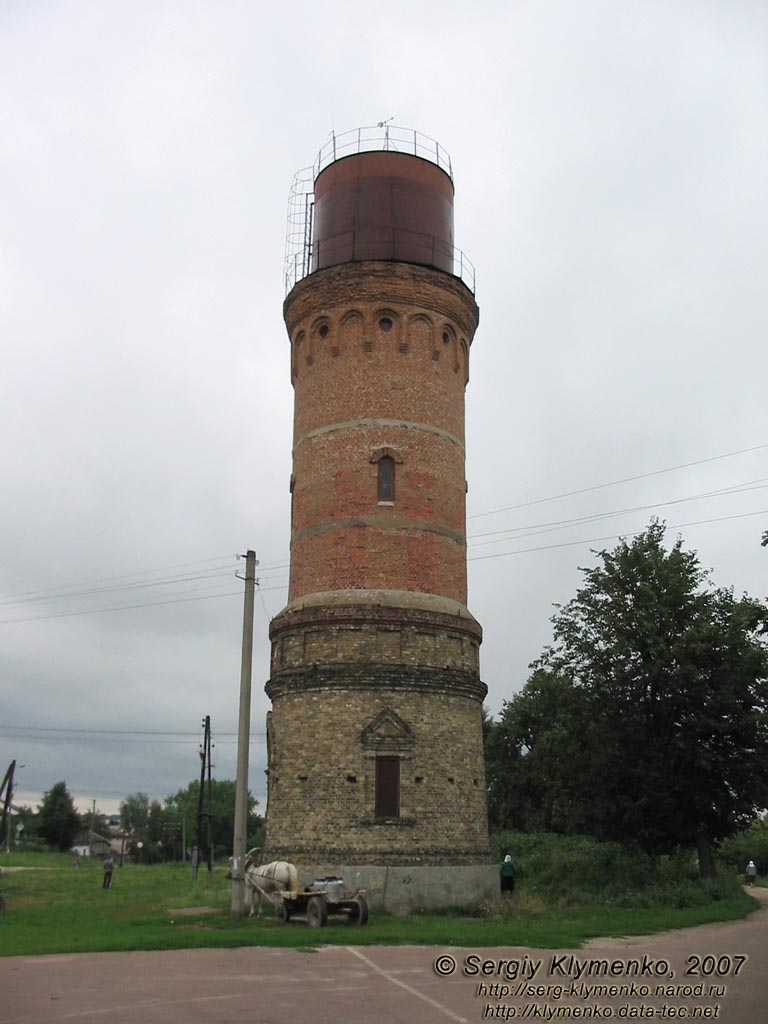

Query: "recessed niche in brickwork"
<box><xmin>304</xmin><ymin>628</ymin><xmax>328</xmax><ymax>663</ymax></box>
<box><xmin>407</xmin><ymin>314</ymin><xmax>434</xmax><ymax>359</ymax></box>
<box><xmin>469</xmin><ymin>641</ymin><xmax>479</xmax><ymax>671</ymax></box>
<box><xmin>340</xmin><ymin>310</ymin><xmax>363</xmax><ymax>355</ymax></box>
<box><xmin>291</xmin><ymin>330</ymin><xmax>305</xmax><ymax>382</ymax></box>
<box><xmin>376</xmin><ymin>310</ymin><xmax>400</xmax><ymax>350</ymax></box>
<box><xmin>438</xmin><ymin>636</ymin><xmax>458</xmax><ymax>668</ymax></box>
<box><xmin>283</xmin><ymin>633</ymin><xmax>303</xmax><ymax>667</ymax></box>
<box><xmin>376</xmin><ymin>626</ymin><xmax>401</xmax><ymax>663</ymax></box>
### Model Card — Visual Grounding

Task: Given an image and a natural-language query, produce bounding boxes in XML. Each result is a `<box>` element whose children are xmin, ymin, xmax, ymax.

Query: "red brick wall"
<box><xmin>283</xmin><ymin>261</ymin><xmax>479</xmax><ymax>604</ymax></box>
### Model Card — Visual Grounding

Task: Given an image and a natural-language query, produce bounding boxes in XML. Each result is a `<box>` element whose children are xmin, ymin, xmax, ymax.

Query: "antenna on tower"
<box><xmin>377</xmin><ymin>116</ymin><xmax>395</xmax><ymax>150</ymax></box>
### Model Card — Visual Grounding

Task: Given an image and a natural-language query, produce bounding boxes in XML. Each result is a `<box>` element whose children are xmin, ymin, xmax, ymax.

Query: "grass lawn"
<box><xmin>0</xmin><ymin>854</ymin><xmax>758</xmax><ymax>957</ymax></box>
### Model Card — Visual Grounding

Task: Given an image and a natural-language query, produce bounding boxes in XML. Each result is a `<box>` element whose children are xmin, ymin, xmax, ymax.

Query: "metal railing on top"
<box><xmin>284</xmin><ymin>125</ymin><xmax>474</xmax><ymax>296</ymax></box>
<box><xmin>284</xmin><ymin>228</ymin><xmax>475</xmax><ymax>295</ymax></box>
<box><xmin>312</xmin><ymin>124</ymin><xmax>453</xmax><ymax>181</ymax></box>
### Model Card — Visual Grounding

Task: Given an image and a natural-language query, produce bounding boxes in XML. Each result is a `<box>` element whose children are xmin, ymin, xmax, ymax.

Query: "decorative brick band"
<box><xmin>284</xmin><ymin>261</ymin><xmax>479</xmax><ymax>341</ymax></box>
<box><xmin>294</xmin><ymin>417</ymin><xmax>465</xmax><ymax>453</ymax></box>
<box><xmin>269</xmin><ymin>600</ymin><xmax>483</xmax><ymax>680</ymax></box>
<box><xmin>265</xmin><ymin>664</ymin><xmax>487</xmax><ymax>702</ymax></box>
<box><xmin>291</xmin><ymin>515</ymin><xmax>466</xmax><ymax>547</ymax></box>
<box><xmin>269</xmin><ymin>600</ymin><xmax>483</xmax><ymax>641</ymax></box>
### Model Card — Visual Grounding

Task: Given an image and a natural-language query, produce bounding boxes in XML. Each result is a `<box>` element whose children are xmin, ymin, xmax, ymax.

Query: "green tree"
<box><xmin>164</xmin><ymin>779</ymin><xmax>260</xmax><ymax>856</ymax></box>
<box><xmin>119</xmin><ymin>793</ymin><xmax>175</xmax><ymax>860</ymax></box>
<box><xmin>488</xmin><ymin>522</ymin><xmax>768</xmax><ymax>874</ymax></box>
<box><xmin>486</xmin><ymin>669</ymin><xmax>592</xmax><ymax>834</ymax></box>
<box><xmin>119</xmin><ymin>792</ymin><xmax>151</xmax><ymax>835</ymax></box>
<box><xmin>13</xmin><ymin>804</ymin><xmax>38</xmax><ymax>839</ymax></box>
<box><xmin>718</xmin><ymin>816</ymin><xmax>768</xmax><ymax>876</ymax></box>
<box><xmin>147</xmin><ymin>799</ymin><xmax>169</xmax><ymax>843</ymax></box>
<box><xmin>38</xmin><ymin>781</ymin><xmax>81</xmax><ymax>852</ymax></box>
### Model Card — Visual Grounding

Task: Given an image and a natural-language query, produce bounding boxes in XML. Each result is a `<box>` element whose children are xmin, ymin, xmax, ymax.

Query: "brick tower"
<box><xmin>263</xmin><ymin>127</ymin><xmax>494</xmax><ymax>910</ymax></box>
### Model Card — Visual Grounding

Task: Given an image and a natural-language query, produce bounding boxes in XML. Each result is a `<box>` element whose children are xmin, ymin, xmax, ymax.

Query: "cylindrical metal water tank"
<box><xmin>312</xmin><ymin>151</ymin><xmax>455</xmax><ymax>274</ymax></box>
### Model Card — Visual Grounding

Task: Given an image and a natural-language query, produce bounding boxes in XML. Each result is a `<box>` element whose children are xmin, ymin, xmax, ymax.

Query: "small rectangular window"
<box><xmin>377</xmin><ymin>457</ymin><xmax>395</xmax><ymax>502</ymax></box>
<box><xmin>375</xmin><ymin>756</ymin><xmax>400</xmax><ymax>818</ymax></box>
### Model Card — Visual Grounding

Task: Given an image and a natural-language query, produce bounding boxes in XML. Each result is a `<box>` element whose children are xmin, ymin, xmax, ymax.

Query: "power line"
<box><xmin>0</xmin><ymin>581</ymin><xmax>290</xmax><ymax>626</ymax></box>
<box><xmin>1</xmin><ymin>725</ymin><xmax>265</xmax><ymax>736</ymax></box>
<box><xmin>467</xmin><ymin>508</ymin><xmax>768</xmax><ymax>562</ymax></box>
<box><xmin>0</xmin><ymin>554</ymin><xmax>240</xmax><ymax>600</ymax></box>
<box><xmin>3</xmin><ymin>739</ymin><xmax>266</xmax><ymax>750</ymax></box>
<box><xmin>0</xmin><ymin>567</ymin><xmax>238</xmax><ymax>609</ymax></box>
<box><xmin>468</xmin><ymin>442</ymin><xmax>768</xmax><ymax>520</ymax></box>
<box><xmin>0</xmin><ymin>444</ymin><xmax>764</xmax><ymax>625</ymax></box>
<box><xmin>0</xmin><ymin>587</ymin><xmax>239</xmax><ymax>625</ymax></box>
<box><xmin>468</xmin><ymin>478</ymin><xmax>768</xmax><ymax>546</ymax></box>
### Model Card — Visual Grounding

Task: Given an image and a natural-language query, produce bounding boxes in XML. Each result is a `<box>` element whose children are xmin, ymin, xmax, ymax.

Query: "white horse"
<box><xmin>244</xmin><ymin>858</ymin><xmax>298</xmax><ymax>917</ymax></box>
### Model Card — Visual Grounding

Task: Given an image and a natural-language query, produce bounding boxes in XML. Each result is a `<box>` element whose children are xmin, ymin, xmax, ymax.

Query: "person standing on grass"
<box><xmin>746</xmin><ymin>860</ymin><xmax>758</xmax><ymax>887</ymax></box>
<box><xmin>500</xmin><ymin>854</ymin><xmax>517</xmax><ymax>896</ymax></box>
<box><xmin>102</xmin><ymin>854</ymin><xmax>114</xmax><ymax>890</ymax></box>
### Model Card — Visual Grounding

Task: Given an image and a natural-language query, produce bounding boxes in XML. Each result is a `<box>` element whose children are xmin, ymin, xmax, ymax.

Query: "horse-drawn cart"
<box><xmin>275</xmin><ymin>877</ymin><xmax>369</xmax><ymax>927</ymax></box>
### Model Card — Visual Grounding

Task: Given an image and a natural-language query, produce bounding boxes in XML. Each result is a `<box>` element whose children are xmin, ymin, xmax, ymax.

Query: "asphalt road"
<box><xmin>2</xmin><ymin>888</ymin><xmax>766</xmax><ymax>1024</ymax></box>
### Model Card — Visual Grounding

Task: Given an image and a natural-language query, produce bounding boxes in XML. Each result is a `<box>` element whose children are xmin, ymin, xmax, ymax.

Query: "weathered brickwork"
<box><xmin>262</xmin><ymin>164</ymin><xmax>491</xmax><ymax>874</ymax></box>
<box><xmin>263</xmin><ymin>678</ymin><xmax>490</xmax><ymax>864</ymax></box>
<box><xmin>285</xmin><ymin>262</ymin><xmax>477</xmax><ymax>606</ymax></box>
<box><xmin>269</xmin><ymin>605</ymin><xmax>481</xmax><ymax>677</ymax></box>
<box><xmin>291</xmin><ymin>426</ymin><xmax>467</xmax><ymax>601</ymax></box>
<box><xmin>286</xmin><ymin>265</ymin><xmax>473</xmax><ymax>447</ymax></box>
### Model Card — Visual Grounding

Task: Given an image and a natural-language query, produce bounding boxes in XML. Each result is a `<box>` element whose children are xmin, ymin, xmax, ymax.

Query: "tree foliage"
<box><xmin>119</xmin><ymin>792</ymin><xmax>151</xmax><ymax>835</ymax></box>
<box><xmin>486</xmin><ymin>522</ymin><xmax>768</xmax><ymax>870</ymax></box>
<box><xmin>164</xmin><ymin>778</ymin><xmax>260</xmax><ymax>855</ymax></box>
<box><xmin>119</xmin><ymin>780</ymin><xmax>261</xmax><ymax>858</ymax></box>
<box><xmin>38</xmin><ymin>781</ymin><xmax>81</xmax><ymax>851</ymax></box>
<box><xmin>718</xmin><ymin>816</ymin><xmax>768</xmax><ymax>876</ymax></box>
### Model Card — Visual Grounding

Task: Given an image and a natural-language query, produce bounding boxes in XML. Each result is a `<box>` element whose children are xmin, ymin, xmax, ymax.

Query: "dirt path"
<box><xmin>1</xmin><ymin>889</ymin><xmax>766</xmax><ymax>1024</ymax></box>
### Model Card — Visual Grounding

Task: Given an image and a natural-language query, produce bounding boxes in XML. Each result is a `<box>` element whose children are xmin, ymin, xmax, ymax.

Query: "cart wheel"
<box><xmin>275</xmin><ymin>900</ymin><xmax>291</xmax><ymax>924</ymax></box>
<box><xmin>306</xmin><ymin>895</ymin><xmax>328</xmax><ymax>928</ymax></box>
<box><xmin>347</xmin><ymin>895</ymin><xmax>369</xmax><ymax>926</ymax></box>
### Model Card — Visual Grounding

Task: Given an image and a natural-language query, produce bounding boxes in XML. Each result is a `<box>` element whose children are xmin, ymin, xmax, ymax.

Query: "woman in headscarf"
<box><xmin>500</xmin><ymin>853</ymin><xmax>517</xmax><ymax>895</ymax></box>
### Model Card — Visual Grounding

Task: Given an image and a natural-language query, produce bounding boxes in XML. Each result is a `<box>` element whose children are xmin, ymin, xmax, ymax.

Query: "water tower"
<box><xmin>263</xmin><ymin>125</ymin><xmax>494</xmax><ymax>911</ymax></box>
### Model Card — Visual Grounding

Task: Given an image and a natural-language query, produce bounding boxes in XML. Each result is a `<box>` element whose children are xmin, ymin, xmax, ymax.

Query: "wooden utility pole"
<box><xmin>0</xmin><ymin>761</ymin><xmax>15</xmax><ymax>854</ymax></box>
<box><xmin>194</xmin><ymin>715</ymin><xmax>211</xmax><ymax>881</ymax></box>
<box><xmin>89</xmin><ymin>799</ymin><xmax>96</xmax><ymax>857</ymax></box>
<box><xmin>231</xmin><ymin>549</ymin><xmax>256</xmax><ymax>916</ymax></box>
<box><xmin>205</xmin><ymin>720</ymin><xmax>213</xmax><ymax>877</ymax></box>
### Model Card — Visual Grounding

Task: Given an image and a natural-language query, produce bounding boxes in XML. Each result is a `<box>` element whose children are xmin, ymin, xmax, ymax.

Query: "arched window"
<box><xmin>377</xmin><ymin>456</ymin><xmax>395</xmax><ymax>502</ymax></box>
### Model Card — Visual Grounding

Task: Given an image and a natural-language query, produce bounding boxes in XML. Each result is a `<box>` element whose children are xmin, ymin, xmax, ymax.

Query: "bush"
<box><xmin>490</xmin><ymin>832</ymin><xmax>742</xmax><ymax>910</ymax></box>
<box><xmin>718</xmin><ymin>820</ymin><xmax>768</xmax><ymax>877</ymax></box>
<box><xmin>128</xmin><ymin>842</ymin><xmax>163</xmax><ymax>864</ymax></box>
<box><xmin>14</xmin><ymin>837</ymin><xmax>47</xmax><ymax>853</ymax></box>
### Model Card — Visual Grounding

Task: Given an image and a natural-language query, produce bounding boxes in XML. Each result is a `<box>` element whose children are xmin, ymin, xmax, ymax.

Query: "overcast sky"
<box><xmin>2</xmin><ymin>1</ymin><xmax>767</xmax><ymax>817</ymax></box>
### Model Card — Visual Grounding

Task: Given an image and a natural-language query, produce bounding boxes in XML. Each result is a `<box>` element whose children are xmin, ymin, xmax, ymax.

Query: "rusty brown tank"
<box><xmin>312</xmin><ymin>150</ymin><xmax>455</xmax><ymax>274</ymax></box>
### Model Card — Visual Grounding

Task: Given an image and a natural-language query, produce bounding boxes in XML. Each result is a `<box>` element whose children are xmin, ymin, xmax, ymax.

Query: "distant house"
<box><xmin>71</xmin><ymin>828</ymin><xmax>117</xmax><ymax>857</ymax></box>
